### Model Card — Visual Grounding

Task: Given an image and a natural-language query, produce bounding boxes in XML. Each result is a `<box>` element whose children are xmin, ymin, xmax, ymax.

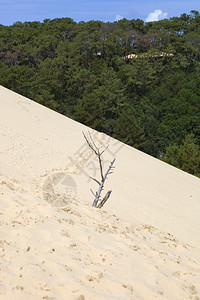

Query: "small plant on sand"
<box><xmin>83</xmin><ymin>131</ymin><xmax>115</xmax><ymax>208</ymax></box>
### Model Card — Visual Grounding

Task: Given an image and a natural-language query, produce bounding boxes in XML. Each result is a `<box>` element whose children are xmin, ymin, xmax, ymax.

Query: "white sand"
<box><xmin>0</xmin><ymin>85</ymin><xmax>200</xmax><ymax>300</ymax></box>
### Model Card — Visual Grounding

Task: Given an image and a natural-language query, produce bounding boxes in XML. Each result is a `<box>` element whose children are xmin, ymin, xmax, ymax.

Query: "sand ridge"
<box><xmin>0</xmin><ymin>85</ymin><xmax>200</xmax><ymax>299</ymax></box>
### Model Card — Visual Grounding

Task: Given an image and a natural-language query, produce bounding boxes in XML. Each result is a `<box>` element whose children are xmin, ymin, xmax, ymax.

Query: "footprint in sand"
<box><xmin>76</xmin><ymin>295</ymin><xmax>85</xmax><ymax>300</ymax></box>
<box><xmin>182</xmin><ymin>284</ymin><xmax>199</xmax><ymax>299</ymax></box>
<box><xmin>122</xmin><ymin>283</ymin><xmax>133</xmax><ymax>292</ymax></box>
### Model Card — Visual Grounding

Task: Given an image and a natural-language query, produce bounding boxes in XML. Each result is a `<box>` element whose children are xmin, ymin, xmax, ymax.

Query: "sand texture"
<box><xmin>0</xmin><ymin>85</ymin><xmax>200</xmax><ymax>299</ymax></box>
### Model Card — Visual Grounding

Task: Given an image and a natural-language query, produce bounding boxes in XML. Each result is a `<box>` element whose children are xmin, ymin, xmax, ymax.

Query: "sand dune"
<box><xmin>0</xmin><ymin>85</ymin><xmax>200</xmax><ymax>299</ymax></box>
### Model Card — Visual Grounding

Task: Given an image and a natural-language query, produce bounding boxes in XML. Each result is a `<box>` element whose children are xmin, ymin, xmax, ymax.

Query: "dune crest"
<box><xmin>0</xmin><ymin>85</ymin><xmax>200</xmax><ymax>299</ymax></box>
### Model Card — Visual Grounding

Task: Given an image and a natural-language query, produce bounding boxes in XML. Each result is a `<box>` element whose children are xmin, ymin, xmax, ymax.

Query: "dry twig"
<box><xmin>83</xmin><ymin>131</ymin><xmax>115</xmax><ymax>208</ymax></box>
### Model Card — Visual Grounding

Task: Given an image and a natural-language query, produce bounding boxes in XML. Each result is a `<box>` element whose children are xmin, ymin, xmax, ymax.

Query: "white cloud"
<box><xmin>145</xmin><ymin>9</ymin><xmax>168</xmax><ymax>22</ymax></box>
<box><xmin>115</xmin><ymin>14</ymin><xmax>124</xmax><ymax>21</ymax></box>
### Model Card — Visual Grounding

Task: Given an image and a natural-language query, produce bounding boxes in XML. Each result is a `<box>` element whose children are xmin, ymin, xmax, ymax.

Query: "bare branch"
<box><xmin>83</xmin><ymin>131</ymin><xmax>115</xmax><ymax>209</ymax></box>
<box><xmin>83</xmin><ymin>131</ymin><xmax>100</xmax><ymax>156</ymax></box>
<box><xmin>90</xmin><ymin>177</ymin><xmax>101</xmax><ymax>185</ymax></box>
<box><xmin>90</xmin><ymin>189</ymin><xmax>96</xmax><ymax>197</ymax></box>
<box><xmin>82</xmin><ymin>131</ymin><xmax>96</xmax><ymax>153</ymax></box>
<box><xmin>92</xmin><ymin>158</ymin><xmax>116</xmax><ymax>208</ymax></box>
<box><xmin>97</xmin><ymin>190</ymin><xmax>112</xmax><ymax>209</ymax></box>
<box><xmin>100</xmin><ymin>145</ymin><xmax>109</xmax><ymax>156</ymax></box>
<box><xmin>98</xmin><ymin>155</ymin><xmax>104</xmax><ymax>181</ymax></box>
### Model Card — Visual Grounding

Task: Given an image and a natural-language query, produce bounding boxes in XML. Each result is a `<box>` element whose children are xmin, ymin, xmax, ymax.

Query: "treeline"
<box><xmin>1</xmin><ymin>11</ymin><xmax>200</xmax><ymax>176</ymax></box>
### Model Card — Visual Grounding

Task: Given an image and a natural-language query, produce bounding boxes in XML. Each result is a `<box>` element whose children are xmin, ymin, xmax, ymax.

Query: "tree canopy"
<box><xmin>1</xmin><ymin>12</ymin><xmax>200</xmax><ymax>177</ymax></box>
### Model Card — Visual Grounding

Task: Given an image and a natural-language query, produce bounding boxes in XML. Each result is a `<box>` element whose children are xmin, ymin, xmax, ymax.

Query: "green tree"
<box><xmin>163</xmin><ymin>134</ymin><xmax>200</xmax><ymax>177</ymax></box>
<box><xmin>113</xmin><ymin>106</ymin><xmax>145</xmax><ymax>149</ymax></box>
<box><xmin>74</xmin><ymin>68</ymin><xmax>126</xmax><ymax>134</ymax></box>
<box><xmin>1</xmin><ymin>15</ymin><xmax>200</xmax><ymax>167</ymax></box>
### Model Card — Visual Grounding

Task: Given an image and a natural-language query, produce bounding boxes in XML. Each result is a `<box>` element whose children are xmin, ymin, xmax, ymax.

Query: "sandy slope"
<box><xmin>0</xmin><ymin>85</ymin><xmax>200</xmax><ymax>300</ymax></box>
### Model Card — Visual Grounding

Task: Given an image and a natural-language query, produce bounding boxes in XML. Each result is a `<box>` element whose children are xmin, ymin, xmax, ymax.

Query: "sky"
<box><xmin>1</xmin><ymin>0</ymin><xmax>200</xmax><ymax>26</ymax></box>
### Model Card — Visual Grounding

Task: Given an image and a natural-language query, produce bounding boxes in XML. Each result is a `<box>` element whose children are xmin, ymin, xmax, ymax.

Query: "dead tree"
<box><xmin>83</xmin><ymin>131</ymin><xmax>115</xmax><ymax>208</ymax></box>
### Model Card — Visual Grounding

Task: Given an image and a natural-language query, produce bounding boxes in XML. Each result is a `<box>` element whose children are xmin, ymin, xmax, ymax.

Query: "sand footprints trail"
<box><xmin>1</xmin><ymin>176</ymin><xmax>200</xmax><ymax>300</ymax></box>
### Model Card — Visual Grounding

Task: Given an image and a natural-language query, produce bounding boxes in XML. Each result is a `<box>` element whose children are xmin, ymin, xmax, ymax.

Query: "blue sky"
<box><xmin>1</xmin><ymin>0</ymin><xmax>200</xmax><ymax>26</ymax></box>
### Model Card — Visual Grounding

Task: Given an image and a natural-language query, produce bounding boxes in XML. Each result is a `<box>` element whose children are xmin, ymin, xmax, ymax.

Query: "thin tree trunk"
<box><xmin>83</xmin><ymin>131</ymin><xmax>115</xmax><ymax>208</ymax></box>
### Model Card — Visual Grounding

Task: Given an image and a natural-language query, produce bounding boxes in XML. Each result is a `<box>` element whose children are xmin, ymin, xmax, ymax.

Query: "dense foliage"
<box><xmin>163</xmin><ymin>134</ymin><xmax>200</xmax><ymax>177</ymax></box>
<box><xmin>1</xmin><ymin>11</ymin><xmax>200</xmax><ymax>177</ymax></box>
